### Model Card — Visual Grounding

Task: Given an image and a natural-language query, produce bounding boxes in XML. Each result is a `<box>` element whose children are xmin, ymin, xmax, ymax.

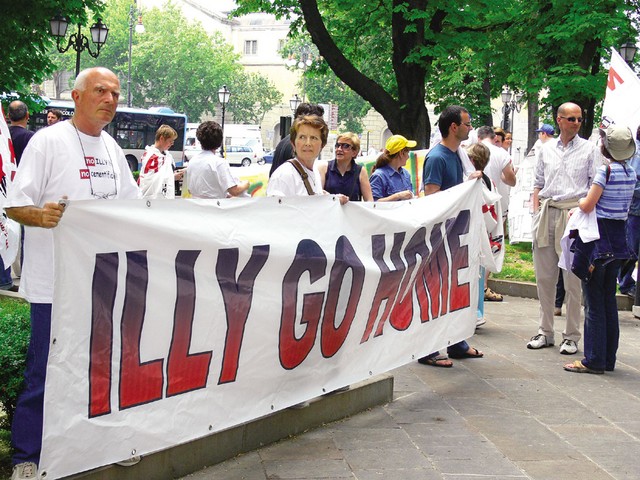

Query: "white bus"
<box><xmin>33</xmin><ymin>100</ymin><xmax>188</xmax><ymax>171</ymax></box>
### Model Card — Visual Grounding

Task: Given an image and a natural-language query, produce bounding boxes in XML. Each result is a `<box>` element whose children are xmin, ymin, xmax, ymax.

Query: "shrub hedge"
<box><xmin>0</xmin><ymin>298</ymin><xmax>30</xmax><ymax>429</ymax></box>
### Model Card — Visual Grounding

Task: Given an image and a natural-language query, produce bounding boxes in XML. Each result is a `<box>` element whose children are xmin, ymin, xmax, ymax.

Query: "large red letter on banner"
<box><xmin>321</xmin><ymin>236</ymin><xmax>365</xmax><ymax>357</ymax></box>
<box><xmin>217</xmin><ymin>245</ymin><xmax>270</xmax><ymax>383</ymax></box>
<box><xmin>390</xmin><ymin>227</ymin><xmax>430</xmax><ymax>330</ymax></box>
<box><xmin>447</xmin><ymin>211</ymin><xmax>471</xmax><ymax>311</ymax></box>
<box><xmin>88</xmin><ymin>253</ymin><xmax>119</xmax><ymax>418</ymax></box>
<box><xmin>279</xmin><ymin>239</ymin><xmax>327</xmax><ymax>369</ymax></box>
<box><xmin>119</xmin><ymin>251</ymin><xmax>164</xmax><ymax>410</ymax></box>
<box><xmin>166</xmin><ymin>250</ymin><xmax>212</xmax><ymax>396</ymax></box>
<box><xmin>361</xmin><ymin>232</ymin><xmax>406</xmax><ymax>342</ymax></box>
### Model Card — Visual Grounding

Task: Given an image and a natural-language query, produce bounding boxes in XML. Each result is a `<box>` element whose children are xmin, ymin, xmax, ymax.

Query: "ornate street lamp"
<box><xmin>285</xmin><ymin>44</ymin><xmax>315</xmax><ymax>101</ymax></box>
<box><xmin>50</xmin><ymin>14</ymin><xmax>109</xmax><ymax>78</ymax></box>
<box><xmin>500</xmin><ymin>87</ymin><xmax>524</xmax><ymax>135</ymax></box>
<box><xmin>289</xmin><ymin>94</ymin><xmax>301</xmax><ymax>116</ymax></box>
<box><xmin>127</xmin><ymin>1</ymin><xmax>145</xmax><ymax>107</ymax></box>
<box><xmin>218</xmin><ymin>85</ymin><xmax>231</xmax><ymax>156</ymax></box>
<box><xmin>619</xmin><ymin>41</ymin><xmax>638</xmax><ymax>66</ymax></box>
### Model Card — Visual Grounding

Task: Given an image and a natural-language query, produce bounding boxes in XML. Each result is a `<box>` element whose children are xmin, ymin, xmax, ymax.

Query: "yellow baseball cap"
<box><xmin>385</xmin><ymin>135</ymin><xmax>417</xmax><ymax>155</ymax></box>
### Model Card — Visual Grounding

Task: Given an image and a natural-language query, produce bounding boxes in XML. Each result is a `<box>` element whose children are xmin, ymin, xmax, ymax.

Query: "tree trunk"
<box><xmin>478</xmin><ymin>74</ymin><xmax>493</xmax><ymax>127</ymax></box>
<box><xmin>527</xmin><ymin>96</ymin><xmax>539</xmax><ymax>152</ymax></box>
<box><xmin>299</xmin><ymin>0</ymin><xmax>432</xmax><ymax>148</ymax></box>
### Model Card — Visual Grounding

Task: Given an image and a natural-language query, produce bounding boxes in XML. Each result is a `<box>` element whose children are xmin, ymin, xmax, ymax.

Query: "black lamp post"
<box><xmin>127</xmin><ymin>1</ymin><xmax>145</xmax><ymax>107</ymax></box>
<box><xmin>619</xmin><ymin>41</ymin><xmax>638</xmax><ymax>66</ymax></box>
<box><xmin>289</xmin><ymin>94</ymin><xmax>301</xmax><ymax>116</ymax></box>
<box><xmin>218</xmin><ymin>85</ymin><xmax>231</xmax><ymax>156</ymax></box>
<box><xmin>285</xmin><ymin>45</ymin><xmax>314</xmax><ymax>101</ymax></box>
<box><xmin>50</xmin><ymin>14</ymin><xmax>109</xmax><ymax>78</ymax></box>
<box><xmin>500</xmin><ymin>87</ymin><xmax>524</xmax><ymax>134</ymax></box>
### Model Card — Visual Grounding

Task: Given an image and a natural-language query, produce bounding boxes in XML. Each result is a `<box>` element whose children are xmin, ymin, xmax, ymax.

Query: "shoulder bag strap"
<box><xmin>288</xmin><ymin>159</ymin><xmax>315</xmax><ymax>195</ymax></box>
<box><xmin>349</xmin><ymin>163</ymin><xmax>363</xmax><ymax>200</ymax></box>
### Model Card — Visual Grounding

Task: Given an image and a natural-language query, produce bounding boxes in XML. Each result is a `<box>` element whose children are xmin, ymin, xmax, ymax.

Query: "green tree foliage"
<box><xmin>281</xmin><ymin>36</ymin><xmax>371</xmax><ymax>133</ymax></box>
<box><xmin>48</xmin><ymin>0</ymin><xmax>283</xmax><ymax>123</ymax></box>
<box><xmin>0</xmin><ymin>0</ymin><xmax>103</xmax><ymax>107</ymax></box>
<box><xmin>227</xmin><ymin>72</ymin><xmax>283</xmax><ymax>124</ymax></box>
<box><xmin>234</xmin><ymin>0</ymin><xmax>433</xmax><ymax>146</ymax></box>
<box><xmin>234</xmin><ymin>0</ymin><xmax>639</xmax><ymax>144</ymax></box>
<box><xmin>132</xmin><ymin>4</ymin><xmax>242</xmax><ymax>121</ymax></box>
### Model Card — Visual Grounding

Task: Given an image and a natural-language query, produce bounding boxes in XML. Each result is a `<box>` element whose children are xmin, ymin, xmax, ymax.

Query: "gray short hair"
<box><xmin>476</xmin><ymin>126</ymin><xmax>496</xmax><ymax>140</ymax></box>
<box><xmin>73</xmin><ymin>69</ymin><xmax>91</xmax><ymax>91</ymax></box>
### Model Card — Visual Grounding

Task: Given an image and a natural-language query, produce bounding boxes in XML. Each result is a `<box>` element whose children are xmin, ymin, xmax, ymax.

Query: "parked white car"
<box><xmin>224</xmin><ymin>145</ymin><xmax>262</xmax><ymax>166</ymax></box>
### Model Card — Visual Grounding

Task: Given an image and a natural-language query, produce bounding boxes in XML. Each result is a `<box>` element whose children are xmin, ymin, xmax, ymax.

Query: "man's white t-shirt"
<box><xmin>482</xmin><ymin>139</ymin><xmax>513</xmax><ymax>214</ymax></box>
<box><xmin>266</xmin><ymin>160</ymin><xmax>323</xmax><ymax>196</ymax></box>
<box><xmin>139</xmin><ymin>145</ymin><xmax>176</xmax><ymax>199</ymax></box>
<box><xmin>186</xmin><ymin>150</ymin><xmax>240</xmax><ymax>199</ymax></box>
<box><xmin>6</xmin><ymin>120</ymin><xmax>140</xmax><ymax>303</ymax></box>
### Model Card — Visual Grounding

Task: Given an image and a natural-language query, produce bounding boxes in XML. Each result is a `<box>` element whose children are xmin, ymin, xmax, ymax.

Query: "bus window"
<box><xmin>29</xmin><ymin>100</ymin><xmax>188</xmax><ymax>171</ymax></box>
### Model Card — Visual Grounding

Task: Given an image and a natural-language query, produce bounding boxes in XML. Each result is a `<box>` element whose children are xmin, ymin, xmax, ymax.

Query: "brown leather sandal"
<box><xmin>484</xmin><ymin>287</ymin><xmax>503</xmax><ymax>302</ymax></box>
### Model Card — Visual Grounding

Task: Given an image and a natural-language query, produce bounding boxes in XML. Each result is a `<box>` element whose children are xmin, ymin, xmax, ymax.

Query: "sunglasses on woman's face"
<box><xmin>335</xmin><ymin>143</ymin><xmax>353</xmax><ymax>150</ymax></box>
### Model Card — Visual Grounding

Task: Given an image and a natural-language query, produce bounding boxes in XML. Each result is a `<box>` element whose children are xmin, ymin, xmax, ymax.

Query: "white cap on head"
<box><xmin>599</xmin><ymin>125</ymin><xmax>636</xmax><ymax>161</ymax></box>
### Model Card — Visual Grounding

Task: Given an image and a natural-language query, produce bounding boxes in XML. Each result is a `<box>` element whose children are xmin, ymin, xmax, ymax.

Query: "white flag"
<box><xmin>601</xmin><ymin>48</ymin><xmax>640</xmax><ymax>133</ymax></box>
<box><xmin>0</xmin><ymin>104</ymin><xmax>19</xmax><ymax>266</ymax></box>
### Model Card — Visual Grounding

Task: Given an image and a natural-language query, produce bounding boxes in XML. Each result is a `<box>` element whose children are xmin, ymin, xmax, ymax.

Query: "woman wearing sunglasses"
<box><xmin>317</xmin><ymin>132</ymin><xmax>373</xmax><ymax>201</ymax></box>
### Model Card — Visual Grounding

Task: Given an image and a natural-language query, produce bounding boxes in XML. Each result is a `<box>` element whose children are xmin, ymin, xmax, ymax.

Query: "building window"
<box><xmin>277</xmin><ymin>39</ymin><xmax>285</xmax><ymax>52</ymax></box>
<box><xmin>244</xmin><ymin>40</ymin><xmax>257</xmax><ymax>55</ymax></box>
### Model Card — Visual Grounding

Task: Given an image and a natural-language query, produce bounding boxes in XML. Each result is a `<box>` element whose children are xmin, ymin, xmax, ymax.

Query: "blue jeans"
<box><xmin>477</xmin><ymin>266</ymin><xmax>485</xmax><ymax>320</ymax></box>
<box><xmin>0</xmin><ymin>255</ymin><xmax>12</xmax><ymax>288</ymax></box>
<box><xmin>618</xmin><ymin>215</ymin><xmax>640</xmax><ymax>294</ymax></box>
<box><xmin>582</xmin><ymin>260</ymin><xmax>622</xmax><ymax>371</ymax></box>
<box><xmin>11</xmin><ymin>303</ymin><xmax>51</xmax><ymax>466</ymax></box>
<box><xmin>555</xmin><ymin>270</ymin><xmax>565</xmax><ymax>308</ymax></box>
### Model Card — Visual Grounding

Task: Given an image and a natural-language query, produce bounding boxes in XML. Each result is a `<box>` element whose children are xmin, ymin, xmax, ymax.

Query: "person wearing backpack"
<box><xmin>564</xmin><ymin>125</ymin><xmax>637</xmax><ymax>374</ymax></box>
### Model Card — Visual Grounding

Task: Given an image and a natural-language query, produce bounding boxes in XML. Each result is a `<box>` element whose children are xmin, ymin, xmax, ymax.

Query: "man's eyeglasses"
<box><xmin>335</xmin><ymin>143</ymin><xmax>352</xmax><ymax>150</ymax></box>
<box><xmin>559</xmin><ymin>116</ymin><xmax>583</xmax><ymax>123</ymax></box>
<box><xmin>459</xmin><ymin>122</ymin><xmax>472</xmax><ymax>127</ymax></box>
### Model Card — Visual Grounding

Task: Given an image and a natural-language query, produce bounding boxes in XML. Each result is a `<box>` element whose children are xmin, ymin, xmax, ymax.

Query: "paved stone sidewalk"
<box><xmin>180</xmin><ymin>296</ymin><xmax>640</xmax><ymax>480</ymax></box>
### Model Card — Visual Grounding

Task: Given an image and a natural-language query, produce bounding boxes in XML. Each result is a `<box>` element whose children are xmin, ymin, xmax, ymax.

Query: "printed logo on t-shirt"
<box><xmin>143</xmin><ymin>154</ymin><xmax>160</xmax><ymax>174</ymax></box>
<box><xmin>79</xmin><ymin>150</ymin><xmax>118</xmax><ymax>199</ymax></box>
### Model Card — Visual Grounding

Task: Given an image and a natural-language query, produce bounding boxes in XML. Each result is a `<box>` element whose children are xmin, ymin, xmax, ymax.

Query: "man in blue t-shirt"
<box><xmin>419</xmin><ymin>105</ymin><xmax>483</xmax><ymax>368</ymax></box>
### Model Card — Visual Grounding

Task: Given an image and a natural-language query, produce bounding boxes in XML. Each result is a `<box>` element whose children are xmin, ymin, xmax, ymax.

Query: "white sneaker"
<box><xmin>527</xmin><ymin>334</ymin><xmax>554</xmax><ymax>349</ymax></box>
<box><xmin>11</xmin><ymin>462</ymin><xmax>38</xmax><ymax>480</ymax></box>
<box><xmin>476</xmin><ymin>317</ymin><xmax>486</xmax><ymax>327</ymax></box>
<box><xmin>559</xmin><ymin>339</ymin><xmax>578</xmax><ymax>355</ymax></box>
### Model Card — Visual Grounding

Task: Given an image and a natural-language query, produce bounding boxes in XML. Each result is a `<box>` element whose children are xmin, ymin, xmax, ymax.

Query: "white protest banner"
<box><xmin>507</xmin><ymin>150</ymin><xmax>536</xmax><ymax>243</ymax></box>
<box><xmin>602</xmin><ymin>48</ymin><xmax>640</xmax><ymax>132</ymax></box>
<box><xmin>41</xmin><ymin>180</ymin><xmax>490</xmax><ymax>479</ymax></box>
<box><xmin>0</xmin><ymin>104</ymin><xmax>19</xmax><ymax>265</ymax></box>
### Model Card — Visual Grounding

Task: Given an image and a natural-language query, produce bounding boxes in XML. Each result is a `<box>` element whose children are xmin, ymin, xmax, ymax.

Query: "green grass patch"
<box><xmin>493</xmin><ymin>242</ymin><xmax>536</xmax><ymax>283</ymax></box>
<box><xmin>0</xmin><ymin>296</ymin><xmax>30</xmax><ymax>478</ymax></box>
<box><xmin>0</xmin><ymin>426</ymin><xmax>10</xmax><ymax>479</ymax></box>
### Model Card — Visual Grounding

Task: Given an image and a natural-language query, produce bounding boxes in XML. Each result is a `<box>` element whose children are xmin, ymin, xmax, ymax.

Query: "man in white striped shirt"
<box><xmin>527</xmin><ymin>102</ymin><xmax>599</xmax><ymax>355</ymax></box>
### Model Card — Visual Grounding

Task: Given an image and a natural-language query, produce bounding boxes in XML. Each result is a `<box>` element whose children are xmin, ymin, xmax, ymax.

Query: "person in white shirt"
<box><xmin>476</xmin><ymin>126</ymin><xmax>516</xmax><ymax>302</ymax></box>
<box><xmin>527</xmin><ymin>102</ymin><xmax>599</xmax><ymax>355</ymax></box>
<box><xmin>186</xmin><ymin>121</ymin><xmax>249</xmax><ymax>199</ymax></box>
<box><xmin>477</xmin><ymin>126</ymin><xmax>516</xmax><ymax>217</ymax></box>
<box><xmin>267</xmin><ymin>115</ymin><xmax>346</xmax><ymax>204</ymax></box>
<box><xmin>139</xmin><ymin>124</ymin><xmax>182</xmax><ymax>199</ymax></box>
<box><xmin>5</xmin><ymin>67</ymin><xmax>140</xmax><ymax>480</ymax></box>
